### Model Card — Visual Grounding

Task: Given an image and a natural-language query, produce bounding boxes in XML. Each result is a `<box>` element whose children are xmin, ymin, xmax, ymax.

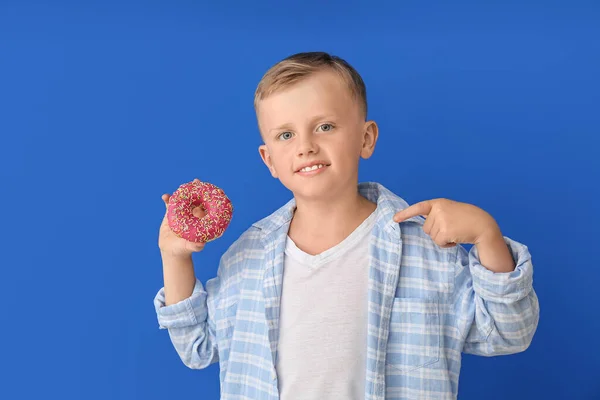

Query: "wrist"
<box><xmin>475</xmin><ymin>224</ymin><xmax>503</xmax><ymax>246</ymax></box>
<box><xmin>160</xmin><ymin>249</ymin><xmax>192</xmax><ymax>263</ymax></box>
<box><xmin>474</xmin><ymin>229</ymin><xmax>515</xmax><ymax>273</ymax></box>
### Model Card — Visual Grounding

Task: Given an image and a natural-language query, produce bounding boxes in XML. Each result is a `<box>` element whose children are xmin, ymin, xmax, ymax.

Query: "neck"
<box><xmin>289</xmin><ymin>184</ymin><xmax>377</xmax><ymax>246</ymax></box>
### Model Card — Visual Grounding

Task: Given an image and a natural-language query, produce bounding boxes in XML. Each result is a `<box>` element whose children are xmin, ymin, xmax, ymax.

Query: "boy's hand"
<box><xmin>393</xmin><ymin>198</ymin><xmax>502</xmax><ymax>248</ymax></box>
<box><xmin>158</xmin><ymin>178</ymin><xmax>207</xmax><ymax>258</ymax></box>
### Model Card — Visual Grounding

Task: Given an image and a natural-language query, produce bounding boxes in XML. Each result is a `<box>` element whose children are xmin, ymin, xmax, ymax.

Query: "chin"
<box><xmin>287</xmin><ymin>178</ymin><xmax>338</xmax><ymax>201</ymax></box>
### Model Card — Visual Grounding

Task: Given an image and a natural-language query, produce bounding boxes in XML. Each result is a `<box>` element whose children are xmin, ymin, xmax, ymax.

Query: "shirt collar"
<box><xmin>251</xmin><ymin>181</ymin><xmax>425</xmax><ymax>236</ymax></box>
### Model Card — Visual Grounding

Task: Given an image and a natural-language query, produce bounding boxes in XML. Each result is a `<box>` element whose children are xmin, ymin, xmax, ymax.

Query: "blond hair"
<box><xmin>254</xmin><ymin>51</ymin><xmax>368</xmax><ymax>118</ymax></box>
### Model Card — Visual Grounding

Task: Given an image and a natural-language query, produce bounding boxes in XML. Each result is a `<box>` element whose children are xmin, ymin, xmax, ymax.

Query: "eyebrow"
<box><xmin>269</xmin><ymin>123</ymin><xmax>293</xmax><ymax>134</ymax></box>
<box><xmin>268</xmin><ymin>114</ymin><xmax>337</xmax><ymax>134</ymax></box>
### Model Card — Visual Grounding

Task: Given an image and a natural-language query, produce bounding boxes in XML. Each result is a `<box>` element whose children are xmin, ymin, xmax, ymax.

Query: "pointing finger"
<box><xmin>393</xmin><ymin>200</ymin><xmax>433</xmax><ymax>223</ymax></box>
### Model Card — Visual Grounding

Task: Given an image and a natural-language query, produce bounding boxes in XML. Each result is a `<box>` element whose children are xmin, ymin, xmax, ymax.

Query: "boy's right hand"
<box><xmin>158</xmin><ymin>178</ymin><xmax>206</xmax><ymax>258</ymax></box>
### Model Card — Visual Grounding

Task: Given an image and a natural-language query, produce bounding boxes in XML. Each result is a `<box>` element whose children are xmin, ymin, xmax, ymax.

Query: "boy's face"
<box><xmin>257</xmin><ymin>69</ymin><xmax>378</xmax><ymax>201</ymax></box>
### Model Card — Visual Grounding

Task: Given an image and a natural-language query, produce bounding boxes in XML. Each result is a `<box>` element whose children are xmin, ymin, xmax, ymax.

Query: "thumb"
<box><xmin>162</xmin><ymin>194</ymin><xmax>170</xmax><ymax>209</ymax></box>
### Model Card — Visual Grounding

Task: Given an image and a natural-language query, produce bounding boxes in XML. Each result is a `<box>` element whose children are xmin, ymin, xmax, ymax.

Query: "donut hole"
<box><xmin>192</xmin><ymin>205</ymin><xmax>206</xmax><ymax>219</ymax></box>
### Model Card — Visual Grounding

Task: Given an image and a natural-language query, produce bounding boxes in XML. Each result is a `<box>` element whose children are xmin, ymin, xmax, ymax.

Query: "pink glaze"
<box><xmin>167</xmin><ymin>181</ymin><xmax>233</xmax><ymax>243</ymax></box>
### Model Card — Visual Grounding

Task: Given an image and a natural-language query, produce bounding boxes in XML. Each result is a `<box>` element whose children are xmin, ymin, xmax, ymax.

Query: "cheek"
<box><xmin>269</xmin><ymin>148</ymin><xmax>291</xmax><ymax>171</ymax></box>
<box><xmin>331</xmin><ymin>135</ymin><xmax>362</xmax><ymax>161</ymax></box>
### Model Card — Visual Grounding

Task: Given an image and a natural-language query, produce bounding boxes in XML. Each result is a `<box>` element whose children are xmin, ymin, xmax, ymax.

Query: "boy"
<box><xmin>154</xmin><ymin>52</ymin><xmax>539</xmax><ymax>400</ymax></box>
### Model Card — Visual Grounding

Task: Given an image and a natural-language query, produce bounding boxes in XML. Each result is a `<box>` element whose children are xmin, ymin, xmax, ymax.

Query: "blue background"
<box><xmin>1</xmin><ymin>1</ymin><xmax>599</xmax><ymax>399</ymax></box>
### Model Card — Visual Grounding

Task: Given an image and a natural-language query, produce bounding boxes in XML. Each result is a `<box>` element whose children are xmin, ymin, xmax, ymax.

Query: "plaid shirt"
<box><xmin>154</xmin><ymin>182</ymin><xmax>539</xmax><ymax>400</ymax></box>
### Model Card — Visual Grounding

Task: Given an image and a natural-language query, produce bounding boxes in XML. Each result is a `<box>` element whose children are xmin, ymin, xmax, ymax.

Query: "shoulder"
<box><xmin>218</xmin><ymin>225</ymin><xmax>263</xmax><ymax>273</ymax></box>
<box><xmin>371</xmin><ymin>182</ymin><xmax>455</xmax><ymax>261</ymax></box>
<box><xmin>218</xmin><ymin>196</ymin><xmax>294</xmax><ymax>271</ymax></box>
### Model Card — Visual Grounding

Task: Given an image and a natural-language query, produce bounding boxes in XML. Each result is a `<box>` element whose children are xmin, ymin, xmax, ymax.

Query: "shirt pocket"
<box><xmin>385</xmin><ymin>297</ymin><xmax>440</xmax><ymax>372</ymax></box>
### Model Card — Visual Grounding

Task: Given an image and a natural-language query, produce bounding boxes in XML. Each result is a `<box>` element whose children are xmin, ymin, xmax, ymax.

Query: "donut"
<box><xmin>167</xmin><ymin>180</ymin><xmax>233</xmax><ymax>243</ymax></box>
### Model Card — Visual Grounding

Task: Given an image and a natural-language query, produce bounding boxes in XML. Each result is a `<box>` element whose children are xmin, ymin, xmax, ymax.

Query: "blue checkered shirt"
<box><xmin>154</xmin><ymin>182</ymin><xmax>539</xmax><ymax>399</ymax></box>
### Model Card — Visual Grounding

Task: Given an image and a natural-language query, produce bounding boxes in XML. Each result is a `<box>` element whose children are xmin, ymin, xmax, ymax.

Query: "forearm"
<box><xmin>161</xmin><ymin>251</ymin><xmax>197</xmax><ymax>306</ymax></box>
<box><xmin>155</xmin><ymin>257</ymin><xmax>218</xmax><ymax>369</ymax></box>
<box><xmin>475</xmin><ymin>229</ymin><xmax>516</xmax><ymax>273</ymax></box>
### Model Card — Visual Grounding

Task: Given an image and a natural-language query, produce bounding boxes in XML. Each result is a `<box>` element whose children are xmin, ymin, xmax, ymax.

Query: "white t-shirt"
<box><xmin>276</xmin><ymin>210</ymin><xmax>377</xmax><ymax>400</ymax></box>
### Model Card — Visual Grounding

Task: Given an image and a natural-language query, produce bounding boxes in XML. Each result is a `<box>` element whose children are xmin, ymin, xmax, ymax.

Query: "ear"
<box><xmin>360</xmin><ymin>120</ymin><xmax>379</xmax><ymax>159</ymax></box>
<box><xmin>258</xmin><ymin>144</ymin><xmax>279</xmax><ymax>178</ymax></box>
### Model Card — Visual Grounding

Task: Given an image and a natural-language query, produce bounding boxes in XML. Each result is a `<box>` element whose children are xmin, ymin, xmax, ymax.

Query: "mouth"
<box><xmin>295</xmin><ymin>162</ymin><xmax>331</xmax><ymax>173</ymax></box>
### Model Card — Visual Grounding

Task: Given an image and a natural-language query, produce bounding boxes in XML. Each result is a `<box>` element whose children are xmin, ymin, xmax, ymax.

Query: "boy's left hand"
<box><xmin>393</xmin><ymin>198</ymin><xmax>501</xmax><ymax>248</ymax></box>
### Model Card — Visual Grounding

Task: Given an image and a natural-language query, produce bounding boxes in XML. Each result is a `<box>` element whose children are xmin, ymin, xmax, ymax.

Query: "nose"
<box><xmin>296</xmin><ymin>133</ymin><xmax>318</xmax><ymax>157</ymax></box>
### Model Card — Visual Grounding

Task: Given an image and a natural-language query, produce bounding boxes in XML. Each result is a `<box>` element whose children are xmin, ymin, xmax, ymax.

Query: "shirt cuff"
<box><xmin>468</xmin><ymin>236</ymin><xmax>534</xmax><ymax>303</ymax></box>
<box><xmin>153</xmin><ymin>278</ymin><xmax>208</xmax><ymax>329</ymax></box>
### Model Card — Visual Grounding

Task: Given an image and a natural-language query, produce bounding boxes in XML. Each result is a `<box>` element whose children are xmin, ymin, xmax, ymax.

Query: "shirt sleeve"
<box><xmin>452</xmin><ymin>236</ymin><xmax>540</xmax><ymax>356</ymax></box>
<box><xmin>153</xmin><ymin>276</ymin><xmax>221</xmax><ymax>369</ymax></box>
<box><xmin>154</xmin><ymin>278</ymin><xmax>208</xmax><ymax>328</ymax></box>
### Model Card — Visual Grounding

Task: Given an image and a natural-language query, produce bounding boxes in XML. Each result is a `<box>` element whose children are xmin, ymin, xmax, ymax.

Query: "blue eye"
<box><xmin>278</xmin><ymin>131</ymin><xmax>293</xmax><ymax>141</ymax></box>
<box><xmin>319</xmin><ymin>123</ymin><xmax>334</xmax><ymax>132</ymax></box>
